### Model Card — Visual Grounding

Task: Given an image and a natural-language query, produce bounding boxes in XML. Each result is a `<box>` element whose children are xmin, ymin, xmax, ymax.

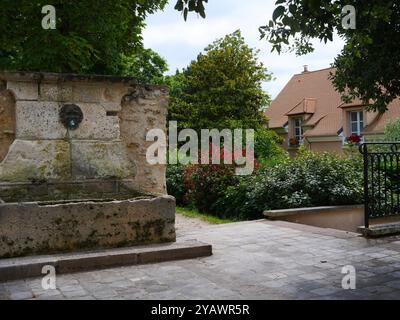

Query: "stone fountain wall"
<box><xmin>0</xmin><ymin>72</ymin><xmax>168</xmax><ymax>201</ymax></box>
<box><xmin>0</xmin><ymin>72</ymin><xmax>175</xmax><ymax>257</ymax></box>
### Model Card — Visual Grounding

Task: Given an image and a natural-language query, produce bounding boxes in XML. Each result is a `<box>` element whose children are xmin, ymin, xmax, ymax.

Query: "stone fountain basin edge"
<box><xmin>0</xmin><ymin>195</ymin><xmax>176</xmax><ymax>259</ymax></box>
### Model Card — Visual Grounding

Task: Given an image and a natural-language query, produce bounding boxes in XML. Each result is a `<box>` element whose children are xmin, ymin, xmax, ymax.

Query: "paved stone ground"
<box><xmin>1</xmin><ymin>218</ymin><xmax>400</xmax><ymax>300</ymax></box>
<box><xmin>175</xmin><ymin>212</ymin><xmax>212</xmax><ymax>237</ymax></box>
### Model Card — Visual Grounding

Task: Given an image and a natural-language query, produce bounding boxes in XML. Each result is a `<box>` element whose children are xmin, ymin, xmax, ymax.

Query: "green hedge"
<box><xmin>167</xmin><ymin>150</ymin><xmax>364</xmax><ymax>220</ymax></box>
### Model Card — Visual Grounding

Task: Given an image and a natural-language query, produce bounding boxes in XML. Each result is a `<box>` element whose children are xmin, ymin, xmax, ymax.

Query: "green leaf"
<box><xmin>174</xmin><ymin>0</ymin><xmax>184</xmax><ymax>11</ymax></box>
<box><xmin>272</xmin><ymin>6</ymin><xmax>285</xmax><ymax>22</ymax></box>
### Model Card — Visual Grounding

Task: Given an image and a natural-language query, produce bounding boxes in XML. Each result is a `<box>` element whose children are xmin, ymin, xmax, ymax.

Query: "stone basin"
<box><xmin>0</xmin><ymin>194</ymin><xmax>176</xmax><ymax>258</ymax></box>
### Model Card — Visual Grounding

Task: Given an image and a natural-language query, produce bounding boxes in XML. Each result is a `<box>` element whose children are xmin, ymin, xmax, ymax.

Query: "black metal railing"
<box><xmin>359</xmin><ymin>142</ymin><xmax>400</xmax><ymax>228</ymax></box>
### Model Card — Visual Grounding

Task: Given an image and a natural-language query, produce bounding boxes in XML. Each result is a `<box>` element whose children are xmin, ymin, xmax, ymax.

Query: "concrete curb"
<box><xmin>0</xmin><ymin>240</ymin><xmax>212</xmax><ymax>282</ymax></box>
<box><xmin>263</xmin><ymin>205</ymin><xmax>364</xmax><ymax>218</ymax></box>
<box><xmin>358</xmin><ymin>222</ymin><xmax>400</xmax><ymax>238</ymax></box>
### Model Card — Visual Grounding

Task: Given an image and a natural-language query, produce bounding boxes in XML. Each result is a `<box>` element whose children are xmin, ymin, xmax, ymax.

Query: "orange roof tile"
<box><xmin>303</xmin><ymin>113</ymin><xmax>341</xmax><ymax>137</ymax></box>
<box><xmin>285</xmin><ymin>98</ymin><xmax>317</xmax><ymax>116</ymax></box>
<box><xmin>265</xmin><ymin>68</ymin><xmax>343</xmax><ymax>136</ymax></box>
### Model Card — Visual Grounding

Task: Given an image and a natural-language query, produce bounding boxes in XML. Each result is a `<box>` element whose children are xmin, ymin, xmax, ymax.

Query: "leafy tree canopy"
<box><xmin>0</xmin><ymin>0</ymin><xmax>167</xmax><ymax>75</ymax></box>
<box><xmin>115</xmin><ymin>48</ymin><xmax>168</xmax><ymax>85</ymax></box>
<box><xmin>260</xmin><ymin>0</ymin><xmax>400</xmax><ymax>113</ymax></box>
<box><xmin>177</xmin><ymin>0</ymin><xmax>400</xmax><ymax>113</ymax></box>
<box><xmin>168</xmin><ymin>30</ymin><xmax>272</xmax><ymax>132</ymax></box>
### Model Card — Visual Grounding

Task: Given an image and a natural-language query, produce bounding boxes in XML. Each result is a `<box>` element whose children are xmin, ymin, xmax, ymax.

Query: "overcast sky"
<box><xmin>143</xmin><ymin>0</ymin><xmax>345</xmax><ymax>99</ymax></box>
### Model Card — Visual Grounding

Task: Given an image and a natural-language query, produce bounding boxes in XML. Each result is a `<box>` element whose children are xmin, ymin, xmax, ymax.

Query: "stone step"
<box><xmin>358</xmin><ymin>222</ymin><xmax>400</xmax><ymax>238</ymax></box>
<box><xmin>0</xmin><ymin>240</ymin><xmax>212</xmax><ymax>282</ymax></box>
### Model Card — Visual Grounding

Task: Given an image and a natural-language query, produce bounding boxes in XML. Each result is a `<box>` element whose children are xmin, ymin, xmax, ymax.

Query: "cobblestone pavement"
<box><xmin>1</xmin><ymin>219</ymin><xmax>400</xmax><ymax>300</ymax></box>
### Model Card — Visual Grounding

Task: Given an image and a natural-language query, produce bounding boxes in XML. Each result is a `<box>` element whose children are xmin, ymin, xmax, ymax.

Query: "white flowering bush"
<box><xmin>217</xmin><ymin>150</ymin><xmax>363</xmax><ymax>220</ymax></box>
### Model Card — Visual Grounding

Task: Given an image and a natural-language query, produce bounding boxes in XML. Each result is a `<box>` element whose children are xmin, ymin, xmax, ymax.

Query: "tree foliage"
<box><xmin>179</xmin><ymin>1</ymin><xmax>400</xmax><ymax>113</ymax></box>
<box><xmin>115</xmin><ymin>48</ymin><xmax>168</xmax><ymax>84</ymax></box>
<box><xmin>168</xmin><ymin>30</ymin><xmax>272</xmax><ymax>132</ymax></box>
<box><xmin>260</xmin><ymin>0</ymin><xmax>400</xmax><ymax>113</ymax></box>
<box><xmin>0</xmin><ymin>0</ymin><xmax>167</xmax><ymax>74</ymax></box>
<box><xmin>174</xmin><ymin>0</ymin><xmax>208</xmax><ymax>20</ymax></box>
<box><xmin>385</xmin><ymin>118</ymin><xmax>400</xmax><ymax>142</ymax></box>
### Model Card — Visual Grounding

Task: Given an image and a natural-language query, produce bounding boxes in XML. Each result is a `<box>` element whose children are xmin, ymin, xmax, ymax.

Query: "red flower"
<box><xmin>346</xmin><ymin>134</ymin><xmax>361</xmax><ymax>145</ymax></box>
<box><xmin>289</xmin><ymin>138</ymin><xmax>300</xmax><ymax>146</ymax></box>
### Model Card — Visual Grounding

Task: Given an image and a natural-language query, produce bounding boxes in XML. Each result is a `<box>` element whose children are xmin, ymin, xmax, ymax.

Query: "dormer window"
<box><xmin>349</xmin><ymin>110</ymin><xmax>364</xmax><ymax>136</ymax></box>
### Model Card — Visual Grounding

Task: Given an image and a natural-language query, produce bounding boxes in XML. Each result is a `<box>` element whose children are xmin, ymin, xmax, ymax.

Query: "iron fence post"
<box><xmin>362</xmin><ymin>143</ymin><xmax>369</xmax><ymax>228</ymax></box>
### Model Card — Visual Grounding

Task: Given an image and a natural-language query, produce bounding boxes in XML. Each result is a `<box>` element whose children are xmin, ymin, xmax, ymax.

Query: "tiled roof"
<box><xmin>303</xmin><ymin>113</ymin><xmax>341</xmax><ymax>137</ymax></box>
<box><xmin>285</xmin><ymin>98</ymin><xmax>317</xmax><ymax>116</ymax></box>
<box><xmin>265</xmin><ymin>68</ymin><xmax>343</xmax><ymax>136</ymax></box>
<box><xmin>363</xmin><ymin>99</ymin><xmax>400</xmax><ymax>134</ymax></box>
<box><xmin>265</xmin><ymin>67</ymin><xmax>400</xmax><ymax>137</ymax></box>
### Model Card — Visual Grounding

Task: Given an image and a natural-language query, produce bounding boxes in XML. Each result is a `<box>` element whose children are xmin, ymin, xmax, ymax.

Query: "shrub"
<box><xmin>217</xmin><ymin>150</ymin><xmax>364</xmax><ymax>220</ymax></box>
<box><xmin>166</xmin><ymin>165</ymin><xmax>187</xmax><ymax>205</ymax></box>
<box><xmin>254</xmin><ymin>128</ymin><xmax>289</xmax><ymax>167</ymax></box>
<box><xmin>385</xmin><ymin>118</ymin><xmax>400</xmax><ymax>141</ymax></box>
<box><xmin>184</xmin><ymin>164</ymin><xmax>238</xmax><ymax>215</ymax></box>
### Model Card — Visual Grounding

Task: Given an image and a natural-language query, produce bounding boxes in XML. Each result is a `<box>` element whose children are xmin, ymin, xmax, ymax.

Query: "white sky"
<box><xmin>143</xmin><ymin>0</ymin><xmax>345</xmax><ymax>99</ymax></box>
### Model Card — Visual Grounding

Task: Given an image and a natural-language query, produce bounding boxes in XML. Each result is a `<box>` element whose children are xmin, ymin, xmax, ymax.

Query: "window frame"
<box><xmin>349</xmin><ymin>110</ymin><xmax>364</xmax><ymax>136</ymax></box>
<box><xmin>293</xmin><ymin>117</ymin><xmax>303</xmax><ymax>141</ymax></box>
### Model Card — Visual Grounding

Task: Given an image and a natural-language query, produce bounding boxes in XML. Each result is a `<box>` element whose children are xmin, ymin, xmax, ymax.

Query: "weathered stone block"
<box><xmin>39</xmin><ymin>83</ymin><xmax>73</xmax><ymax>102</ymax></box>
<box><xmin>73</xmin><ymin>84</ymin><xmax>102</xmax><ymax>103</ymax></box>
<box><xmin>120</xmin><ymin>91</ymin><xmax>169</xmax><ymax>195</ymax></box>
<box><xmin>0</xmin><ymin>196</ymin><xmax>176</xmax><ymax>258</ymax></box>
<box><xmin>101</xmin><ymin>85</ymin><xmax>130</xmax><ymax>103</ymax></box>
<box><xmin>68</xmin><ymin>103</ymin><xmax>120</xmax><ymax>140</ymax></box>
<box><xmin>16</xmin><ymin>101</ymin><xmax>67</xmax><ymax>139</ymax></box>
<box><xmin>71</xmin><ymin>141</ymin><xmax>136</xmax><ymax>180</ymax></box>
<box><xmin>6</xmin><ymin>81</ymin><xmax>38</xmax><ymax>100</ymax></box>
<box><xmin>0</xmin><ymin>140</ymin><xmax>71</xmax><ymax>182</ymax></box>
<box><xmin>100</xmin><ymin>102</ymin><xmax>121</xmax><ymax>112</ymax></box>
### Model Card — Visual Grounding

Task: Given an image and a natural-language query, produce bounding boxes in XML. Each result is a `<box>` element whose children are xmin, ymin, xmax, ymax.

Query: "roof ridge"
<box><xmin>294</xmin><ymin>67</ymin><xmax>335</xmax><ymax>76</ymax></box>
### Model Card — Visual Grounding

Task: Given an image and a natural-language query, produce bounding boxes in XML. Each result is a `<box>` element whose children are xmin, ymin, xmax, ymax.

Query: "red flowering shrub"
<box><xmin>183</xmin><ymin>143</ymin><xmax>259</xmax><ymax>215</ymax></box>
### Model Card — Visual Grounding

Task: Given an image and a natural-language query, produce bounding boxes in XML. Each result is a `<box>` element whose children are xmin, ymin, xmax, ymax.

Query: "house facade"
<box><xmin>265</xmin><ymin>67</ymin><xmax>400</xmax><ymax>155</ymax></box>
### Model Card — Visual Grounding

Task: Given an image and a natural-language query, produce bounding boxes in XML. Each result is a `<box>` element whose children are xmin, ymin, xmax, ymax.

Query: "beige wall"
<box><xmin>265</xmin><ymin>206</ymin><xmax>364</xmax><ymax>233</ymax></box>
<box><xmin>306</xmin><ymin>140</ymin><xmax>343</xmax><ymax>153</ymax></box>
<box><xmin>273</xmin><ymin>129</ymin><xmax>345</xmax><ymax>155</ymax></box>
<box><xmin>265</xmin><ymin>205</ymin><xmax>400</xmax><ymax>233</ymax></box>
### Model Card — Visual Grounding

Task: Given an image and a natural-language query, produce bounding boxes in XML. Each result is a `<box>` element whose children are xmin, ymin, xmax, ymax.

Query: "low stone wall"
<box><xmin>264</xmin><ymin>205</ymin><xmax>365</xmax><ymax>232</ymax></box>
<box><xmin>264</xmin><ymin>205</ymin><xmax>400</xmax><ymax>233</ymax></box>
<box><xmin>0</xmin><ymin>196</ymin><xmax>176</xmax><ymax>258</ymax></box>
